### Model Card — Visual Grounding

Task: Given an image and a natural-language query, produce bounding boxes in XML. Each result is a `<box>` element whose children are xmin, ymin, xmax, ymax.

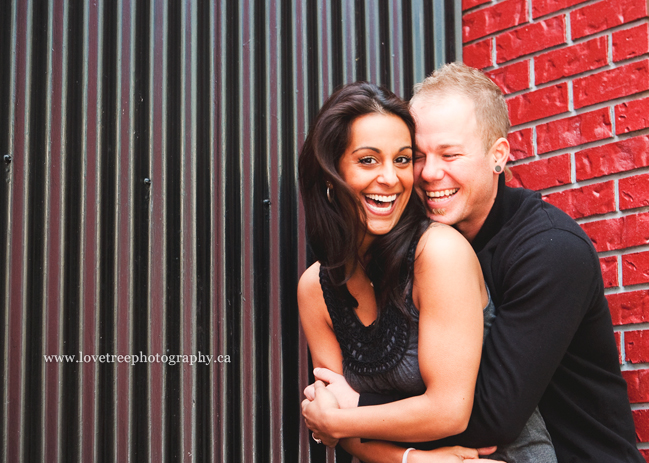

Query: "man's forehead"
<box><xmin>411</xmin><ymin>91</ymin><xmax>475</xmax><ymax>112</ymax></box>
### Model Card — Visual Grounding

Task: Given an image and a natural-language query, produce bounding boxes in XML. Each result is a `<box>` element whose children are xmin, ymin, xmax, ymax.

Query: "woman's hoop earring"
<box><xmin>326</xmin><ymin>182</ymin><xmax>334</xmax><ymax>203</ymax></box>
<box><xmin>494</xmin><ymin>165</ymin><xmax>503</xmax><ymax>173</ymax></box>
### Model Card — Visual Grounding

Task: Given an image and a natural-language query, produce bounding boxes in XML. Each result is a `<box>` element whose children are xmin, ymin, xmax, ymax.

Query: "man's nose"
<box><xmin>418</xmin><ymin>155</ymin><xmax>445</xmax><ymax>183</ymax></box>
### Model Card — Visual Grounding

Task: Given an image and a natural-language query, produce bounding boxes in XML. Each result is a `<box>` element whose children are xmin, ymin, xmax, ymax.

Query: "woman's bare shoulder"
<box><xmin>298</xmin><ymin>261</ymin><xmax>321</xmax><ymax>292</ymax></box>
<box><xmin>415</xmin><ymin>222</ymin><xmax>474</xmax><ymax>262</ymax></box>
<box><xmin>297</xmin><ymin>262</ymin><xmax>326</xmax><ymax>312</ymax></box>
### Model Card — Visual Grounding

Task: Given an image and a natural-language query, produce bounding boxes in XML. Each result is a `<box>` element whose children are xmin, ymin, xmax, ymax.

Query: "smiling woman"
<box><xmin>337</xmin><ymin>113</ymin><xmax>414</xmax><ymax>246</ymax></box>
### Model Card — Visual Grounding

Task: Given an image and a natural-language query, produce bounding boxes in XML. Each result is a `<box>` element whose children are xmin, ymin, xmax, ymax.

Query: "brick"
<box><xmin>463</xmin><ymin>0</ymin><xmax>528</xmax><ymax>43</ymax></box>
<box><xmin>571</xmin><ymin>0</ymin><xmax>649</xmax><ymax>40</ymax></box>
<box><xmin>616</xmin><ymin>97</ymin><xmax>649</xmax><ymax>134</ymax></box>
<box><xmin>507</xmin><ymin>83</ymin><xmax>569</xmax><ymax>126</ymax></box>
<box><xmin>581</xmin><ymin>217</ymin><xmax>624</xmax><ymax>252</ymax></box>
<box><xmin>509</xmin><ymin>154</ymin><xmax>571</xmax><ymax>190</ymax></box>
<box><xmin>607</xmin><ymin>290</ymin><xmax>649</xmax><ymax>325</ymax></box>
<box><xmin>534</xmin><ymin>36</ymin><xmax>608</xmax><ymax>85</ymax></box>
<box><xmin>508</xmin><ymin>128</ymin><xmax>534</xmax><ymax>161</ymax></box>
<box><xmin>615</xmin><ymin>331</ymin><xmax>622</xmax><ymax>364</ymax></box>
<box><xmin>620</xmin><ymin>173</ymin><xmax>649</xmax><ymax>211</ymax></box>
<box><xmin>463</xmin><ymin>0</ymin><xmax>491</xmax><ymax>11</ymax></box>
<box><xmin>575</xmin><ymin>135</ymin><xmax>649</xmax><ymax>181</ymax></box>
<box><xmin>633</xmin><ymin>409</ymin><xmax>649</xmax><ymax>442</ymax></box>
<box><xmin>574</xmin><ymin>60</ymin><xmax>649</xmax><ymax>109</ymax></box>
<box><xmin>496</xmin><ymin>15</ymin><xmax>566</xmax><ymax>64</ymax></box>
<box><xmin>626</xmin><ymin>330</ymin><xmax>649</xmax><ymax>363</ymax></box>
<box><xmin>581</xmin><ymin>212</ymin><xmax>649</xmax><ymax>252</ymax></box>
<box><xmin>624</xmin><ymin>212</ymin><xmax>649</xmax><ymax>249</ymax></box>
<box><xmin>536</xmin><ymin>108</ymin><xmax>612</xmax><ymax>154</ymax></box>
<box><xmin>613</xmin><ymin>23</ymin><xmax>649</xmax><ymax>62</ymax></box>
<box><xmin>463</xmin><ymin>38</ymin><xmax>493</xmax><ymax>69</ymax></box>
<box><xmin>599</xmin><ymin>255</ymin><xmax>618</xmax><ymax>288</ymax></box>
<box><xmin>623</xmin><ymin>370</ymin><xmax>649</xmax><ymax>403</ymax></box>
<box><xmin>532</xmin><ymin>0</ymin><xmax>589</xmax><ymax>18</ymax></box>
<box><xmin>543</xmin><ymin>181</ymin><xmax>615</xmax><ymax>219</ymax></box>
<box><xmin>623</xmin><ymin>251</ymin><xmax>649</xmax><ymax>286</ymax></box>
<box><xmin>486</xmin><ymin>61</ymin><xmax>530</xmax><ymax>94</ymax></box>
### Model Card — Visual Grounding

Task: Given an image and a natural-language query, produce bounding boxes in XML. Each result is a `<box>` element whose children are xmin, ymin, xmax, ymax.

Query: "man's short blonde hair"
<box><xmin>411</xmin><ymin>62</ymin><xmax>510</xmax><ymax>154</ymax></box>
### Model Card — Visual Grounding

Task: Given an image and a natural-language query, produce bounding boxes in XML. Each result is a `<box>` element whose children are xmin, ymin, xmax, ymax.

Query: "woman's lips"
<box><xmin>364</xmin><ymin>193</ymin><xmax>398</xmax><ymax>216</ymax></box>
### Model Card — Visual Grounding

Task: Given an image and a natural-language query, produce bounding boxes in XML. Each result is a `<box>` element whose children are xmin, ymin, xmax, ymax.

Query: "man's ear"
<box><xmin>491</xmin><ymin>137</ymin><xmax>510</xmax><ymax>171</ymax></box>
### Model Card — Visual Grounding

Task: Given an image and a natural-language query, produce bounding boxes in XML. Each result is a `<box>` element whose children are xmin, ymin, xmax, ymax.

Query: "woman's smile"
<box><xmin>364</xmin><ymin>193</ymin><xmax>400</xmax><ymax>215</ymax></box>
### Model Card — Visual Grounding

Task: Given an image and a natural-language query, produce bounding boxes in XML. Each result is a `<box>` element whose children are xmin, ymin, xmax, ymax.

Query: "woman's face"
<box><xmin>337</xmin><ymin>113</ymin><xmax>414</xmax><ymax>241</ymax></box>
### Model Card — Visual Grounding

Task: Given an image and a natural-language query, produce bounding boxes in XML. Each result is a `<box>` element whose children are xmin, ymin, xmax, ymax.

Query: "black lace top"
<box><xmin>319</xmin><ymin>235</ymin><xmax>427</xmax><ymax>396</ymax></box>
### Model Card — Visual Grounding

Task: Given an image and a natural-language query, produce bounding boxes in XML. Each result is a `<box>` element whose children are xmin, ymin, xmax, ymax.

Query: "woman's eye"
<box><xmin>359</xmin><ymin>157</ymin><xmax>377</xmax><ymax>165</ymax></box>
<box><xmin>395</xmin><ymin>156</ymin><xmax>412</xmax><ymax>165</ymax></box>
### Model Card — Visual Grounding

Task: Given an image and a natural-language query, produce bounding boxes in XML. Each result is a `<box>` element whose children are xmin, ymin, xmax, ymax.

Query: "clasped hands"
<box><xmin>301</xmin><ymin>367</ymin><xmax>358</xmax><ymax>447</ymax></box>
<box><xmin>302</xmin><ymin>368</ymin><xmax>505</xmax><ymax>463</ymax></box>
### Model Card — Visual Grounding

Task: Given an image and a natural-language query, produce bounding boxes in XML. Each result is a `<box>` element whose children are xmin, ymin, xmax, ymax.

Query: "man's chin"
<box><xmin>427</xmin><ymin>207</ymin><xmax>446</xmax><ymax>218</ymax></box>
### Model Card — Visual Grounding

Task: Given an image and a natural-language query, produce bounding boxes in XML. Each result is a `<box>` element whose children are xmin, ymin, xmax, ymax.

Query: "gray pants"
<box><xmin>486</xmin><ymin>408</ymin><xmax>557</xmax><ymax>462</ymax></box>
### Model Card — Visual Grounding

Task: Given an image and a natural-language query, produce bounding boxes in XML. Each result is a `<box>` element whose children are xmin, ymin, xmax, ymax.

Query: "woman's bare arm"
<box><xmin>302</xmin><ymin>225</ymin><xmax>486</xmax><ymax>442</ymax></box>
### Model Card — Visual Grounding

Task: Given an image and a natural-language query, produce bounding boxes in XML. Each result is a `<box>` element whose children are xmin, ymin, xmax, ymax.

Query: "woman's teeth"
<box><xmin>426</xmin><ymin>188</ymin><xmax>458</xmax><ymax>202</ymax></box>
<box><xmin>365</xmin><ymin>193</ymin><xmax>397</xmax><ymax>207</ymax></box>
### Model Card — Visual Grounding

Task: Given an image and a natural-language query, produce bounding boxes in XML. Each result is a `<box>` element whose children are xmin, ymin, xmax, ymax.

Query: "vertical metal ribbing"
<box><xmin>454</xmin><ymin>0</ymin><xmax>462</xmax><ymax>63</ymax></box>
<box><xmin>317</xmin><ymin>0</ymin><xmax>333</xmax><ymax>103</ymax></box>
<box><xmin>6</xmin><ymin>0</ymin><xmax>31</xmax><ymax>461</ymax></box>
<box><xmin>364</xmin><ymin>1</ymin><xmax>381</xmax><ymax>85</ymax></box>
<box><xmin>41</xmin><ymin>1</ymin><xmax>61</xmax><ymax>461</ymax></box>
<box><xmin>341</xmin><ymin>0</ymin><xmax>357</xmax><ymax>85</ymax></box>
<box><xmin>180</xmin><ymin>0</ymin><xmax>198</xmax><ymax>460</ymax></box>
<box><xmin>81</xmin><ymin>2</ymin><xmax>102</xmax><ymax>461</ymax></box>
<box><xmin>239</xmin><ymin>0</ymin><xmax>256</xmax><ymax>459</ymax></box>
<box><xmin>292</xmin><ymin>0</ymin><xmax>311</xmax><ymax>459</ymax></box>
<box><xmin>148</xmin><ymin>0</ymin><xmax>167</xmax><ymax>461</ymax></box>
<box><xmin>212</xmin><ymin>1</ymin><xmax>228</xmax><ymax>461</ymax></box>
<box><xmin>214</xmin><ymin>0</ymin><xmax>229</xmax><ymax>460</ymax></box>
<box><xmin>432</xmin><ymin>0</ymin><xmax>446</xmax><ymax>69</ymax></box>
<box><xmin>114</xmin><ymin>0</ymin><xmax>135</xmax><ymax>460</ymax></box>
<box><xmin>0</xmin><ymin>4</ymin><xmax>16</xmax><ymax>460</ymax></box>
<box><xmin>389</xmin><ymin>0</ymin><xmax>405</xmax><ymax>98</ymax></box>
<box><xmin>410</xmin><ymin>0</ymin><xmax>426</xmax><ymax>87</ymax></box>
<box><xmin>266</xmin><ymin>0</ymin><xmax>281</xmax><ymax>461</ymax></box>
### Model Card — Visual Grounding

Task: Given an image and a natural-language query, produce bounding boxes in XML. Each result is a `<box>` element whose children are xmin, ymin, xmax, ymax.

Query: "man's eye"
<box><xmin>443</xmin><ymin>153</ymin><xmax>459</xmax><ymax>159</ymax></box>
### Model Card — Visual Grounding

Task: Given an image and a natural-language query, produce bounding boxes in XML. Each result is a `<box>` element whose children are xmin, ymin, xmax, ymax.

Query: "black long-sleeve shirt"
<box><xmin>361</xmin><ymin>179</ymin><xmax>642</xmax><ymax>462</ymax></box>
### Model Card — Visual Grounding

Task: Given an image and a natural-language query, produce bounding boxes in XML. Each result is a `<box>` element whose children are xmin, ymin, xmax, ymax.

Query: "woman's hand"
<box><xmin>303</xmin><ymin>368</ymin><xmax>360</xmax><ymax>409</ymax></box>
<box><xmin>408</xmin><ymin>446</ymin><xmax>504</xmax><ymax>463</ymax></box>
<box><xmin>302</xmin><ymin>381</ymin><xmax>341</xmax><ymax>445</ymax></box>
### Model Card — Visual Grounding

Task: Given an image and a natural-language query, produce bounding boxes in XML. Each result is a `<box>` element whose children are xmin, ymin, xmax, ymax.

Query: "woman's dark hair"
<box><xmin>298</xmin><ymin>81</ymin><xmax>430</xmax><ymax>321</ymax></box>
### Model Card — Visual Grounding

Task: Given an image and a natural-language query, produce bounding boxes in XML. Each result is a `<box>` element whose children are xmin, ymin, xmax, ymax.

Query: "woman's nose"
<box><xmin>377</xmin><ymin>164</ymin><xmax>398</xmax><ymax>186</ymax></box>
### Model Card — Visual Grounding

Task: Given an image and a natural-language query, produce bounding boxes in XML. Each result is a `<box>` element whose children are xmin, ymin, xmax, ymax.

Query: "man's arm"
<box><xmin>443</xmin><ymin>229</ymin><xmax>599</xmax><ymax>446</ymax></box>
<box><xmin>358</xmin><ymin>229</ymin><xmax>599</xmax><ymax>447</ymax></box>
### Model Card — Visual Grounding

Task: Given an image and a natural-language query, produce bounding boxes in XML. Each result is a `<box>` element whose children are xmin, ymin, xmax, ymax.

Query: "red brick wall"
<box><xmin>462</xmin><ymin>0</ymin><xmax>649</xmax><ymax>457</ymax></box>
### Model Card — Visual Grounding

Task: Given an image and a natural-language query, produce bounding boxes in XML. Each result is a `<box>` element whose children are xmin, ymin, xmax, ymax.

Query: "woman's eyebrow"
<box><xmin>351</xmin><ymin>145</ymin><xmax>412</xmax><ymax>154</ymax></box>
<box><xmin>351</xmin><ymin>146</ymin><xmax>380</xmax><ymax>153</ymax></box>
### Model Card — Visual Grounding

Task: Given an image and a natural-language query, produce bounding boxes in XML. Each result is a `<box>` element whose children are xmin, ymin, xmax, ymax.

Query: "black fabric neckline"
<box><xmin>318</xmin><ymin>234</ymin><xmax>420</xmax><ymax>376</ymax></box>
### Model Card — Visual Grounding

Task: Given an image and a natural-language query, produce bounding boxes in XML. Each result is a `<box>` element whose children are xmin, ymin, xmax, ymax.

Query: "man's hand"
<box><xmin>303</xmin><ymin>368</ymin><xmax>360</xmax><ymax>409</ymax></box>
<box><xmin>302</xmin><ymin>381</ymin><xmax>341</xmax><ymax>447</ymax></box>
<box><xmin>408</xmin><ymin>446</ymin><xmax>505</xmax><ymax>463</ymax></box>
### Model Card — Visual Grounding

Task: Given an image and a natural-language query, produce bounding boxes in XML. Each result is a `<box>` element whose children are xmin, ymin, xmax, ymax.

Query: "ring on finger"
<box><xmin>312</xmin><ymin>432</ymin><xmax>322</xmax><ymax>444</ymax></box>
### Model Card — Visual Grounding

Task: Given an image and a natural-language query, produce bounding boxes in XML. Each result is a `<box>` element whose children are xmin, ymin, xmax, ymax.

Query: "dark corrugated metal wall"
<box><xmin>0</xmin><ymin>1</ymin><xmax>459</xmax><ymax>461</ymax></box>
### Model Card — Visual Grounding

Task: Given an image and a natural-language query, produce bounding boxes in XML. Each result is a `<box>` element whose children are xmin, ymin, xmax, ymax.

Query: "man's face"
<box><xmin>412</xmin><ymin>93</ymin><xmax>500</xmax><ymax>242</ymax></box>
